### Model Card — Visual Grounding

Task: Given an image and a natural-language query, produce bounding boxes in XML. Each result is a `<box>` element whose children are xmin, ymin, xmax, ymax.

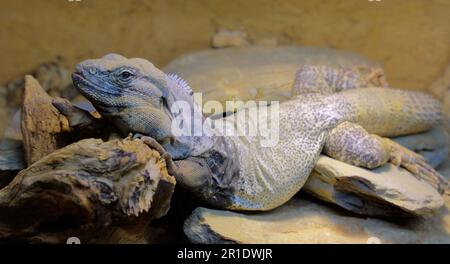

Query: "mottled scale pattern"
<box><xmin>218</xmin><ymin>94</ymin><xmax>353</xmax><ymax>210</ymax></box>
<box><xmin>339</xmin><ymin>88</ymin><xmax>443</xmax><ymax>137</ymax></box>
<box><xmin>324</xmin><ymin>121</ymin><xmax>390</xmax><ymax>169</ymax></box>
<box><xmin>213</xmin><ymin>87</ymin><xmax>442</xmax><ymax>210</ymax></box>
<box><xmin>293</xmin><ymin>65</ymin><xmax>388</xmax><ymax>95</ymax></box>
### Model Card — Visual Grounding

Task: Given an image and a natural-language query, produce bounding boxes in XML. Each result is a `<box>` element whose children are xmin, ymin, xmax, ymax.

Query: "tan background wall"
<box><xmin>0</xmin><ymin>0</ymin><xmax>449</xmax><ymax>90</ymax></box>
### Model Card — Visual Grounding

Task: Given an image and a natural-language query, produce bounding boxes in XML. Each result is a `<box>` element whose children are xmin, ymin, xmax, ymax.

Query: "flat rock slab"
<box><xmin>304</xmin><ymin>155</ymin><xmax>443</xmax><ymax>216</ymax></box>
<box><xmin>164</xmin><ymin>45</ymin><xmax>379</xmax><ymax>108</ymax></box>
<box><xmin>392</xmin><ymin>127</ymin><xmax>449</xmax><ymax>168</ymax></box>
<box><xmin>184</xmin><ymin>196</ymin><xmax>450</xmax><ymax>244</ymax></box>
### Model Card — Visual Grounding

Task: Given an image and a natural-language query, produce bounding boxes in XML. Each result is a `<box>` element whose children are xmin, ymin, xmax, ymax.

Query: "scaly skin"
<box><xmin>67</xmin><ymin>54</ymin><xmax>447</xmax><ymax>211</ymax></box>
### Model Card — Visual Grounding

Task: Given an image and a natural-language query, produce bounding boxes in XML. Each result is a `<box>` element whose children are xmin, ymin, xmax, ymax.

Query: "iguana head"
<box><xmin>72</xmin><ymin>54</ymin><xmax>210</xmax><ymax>159</ymax></box>
<box><xmin>73</xmin><ymin>53</ymin><xmax>167</xmax><ymax>111</ymax></box>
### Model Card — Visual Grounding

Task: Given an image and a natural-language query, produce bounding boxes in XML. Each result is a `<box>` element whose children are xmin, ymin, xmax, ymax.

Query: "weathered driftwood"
<box><xmin>1</xmin><ymin>61</ymin><xmax>78</xmax><ymax>141</ymax></box>
<box><xmin>0</xmin><ymin>76</ymin><xmax>116</xmax><ymax>193</ymax></box>
<box><xmin>0</xmin><ymin>137</ymin><xmax>175</xmax><ymax>243</ymax></box>
<box><xmin>1</xmin><ymin>75</ymin><xmax>176</xmax><ymax>244</ymax></box>
<box><xmin>20</xmin><ymin>75</ymin><xmax>116</xmax><ymax>166</ymax></box>
<box><xmin>21</xmin><ymin>75</ymin><xmax>72</xmax><ymax>165</ymax></box>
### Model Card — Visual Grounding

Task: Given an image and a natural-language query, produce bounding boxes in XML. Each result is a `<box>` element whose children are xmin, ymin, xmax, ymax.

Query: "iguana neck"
<box><xmin>164</xmin><ymin>74</ymin><xmax>215</xmax><ymax>158</ymax></box>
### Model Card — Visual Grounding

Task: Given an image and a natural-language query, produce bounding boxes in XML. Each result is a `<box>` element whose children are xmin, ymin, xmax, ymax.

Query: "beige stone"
<box><xmin>164</xmin><ymin>45</ymin><xmax>378</xmax><ymax>109</ymax></box>
<box><xmin>254</xmin><ymin>37</ymin><xmax>279</xmax><ymax>47</ymax></box>
<box><xmin>184</xmin><ymin>196</ymin><xmax>450</xmax><ymax>244</ymax></box>
<box><xmin>429</xmin><ymin>63</ymin><xmax>450</xmax><ymax>99</ymax></box>
<box><xmin>211</xmin><ymin>29</ymin><xmax>250</xmax><ymax>48</ymax></box>
<box><xmin>428</xmin><ymin>63</ymin><xmax>450</xmax><ymax>132</ymax></box>
<box><xmin>392</xmin><ymin>127</ymin><xmax>449</xmax><ymax>168</ymax></box>
<box><xmin>304</xmin><ymin>155</ymin><xmax>443</xmax><ymax>216</ymax></box>
<box><xmin>184</xmin><ymin>160</ymin><xmax>450</xmax><ymax>244</ymax></box>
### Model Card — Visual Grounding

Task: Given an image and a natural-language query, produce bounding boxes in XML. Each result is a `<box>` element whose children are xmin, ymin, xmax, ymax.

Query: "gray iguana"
<box><xmin>64</xmin><ymin>53</ymin><xmax>447</xmax><ymax>211</ymax></box>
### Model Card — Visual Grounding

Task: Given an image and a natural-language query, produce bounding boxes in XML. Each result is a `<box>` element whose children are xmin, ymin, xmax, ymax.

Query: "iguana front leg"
<box><xmin>136</xmin><ymin>134</ymin><xmax>232</xmax><ymax>208</ymax></box>
<box><xmin>52</xmin><ymin>97</ymin><xmax>99</xmax><ymax>128</ymax></box>
<box><xmin>134</xmin><ymin>135</ymin><xmax>179</xmax><ymax>177</ymax></box>
<box><xmin>324</xmin><ymin>122</ymin><xmax>448</xmax><ymax>193</ymax></box>
<box><xmin>136</xmin><ymin>134</ymin><xmax>209</xmax><ymax>190</ymax></box>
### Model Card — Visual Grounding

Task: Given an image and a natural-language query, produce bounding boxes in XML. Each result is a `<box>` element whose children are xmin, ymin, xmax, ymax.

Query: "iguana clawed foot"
<box><xmin>132</xmin><ymin>133</ymin><xmax>179</xmax><ymax>177</ymax></box>
<box><xmin>52</xmin><ymin>97</ymin><xmax>98</xmax><ymax>128</ymax></box>
<box><xmin>387</xmin><ymin>139</ymin><xmax>448</xmax><ymax>194</ymax></box>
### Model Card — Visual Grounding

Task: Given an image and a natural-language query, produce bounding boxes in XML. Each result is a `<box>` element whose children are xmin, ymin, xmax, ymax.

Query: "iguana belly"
<box><xmin>217</xmin><ymin>94</ymin><xmax>348</xmax><ymax>210</ymax></box>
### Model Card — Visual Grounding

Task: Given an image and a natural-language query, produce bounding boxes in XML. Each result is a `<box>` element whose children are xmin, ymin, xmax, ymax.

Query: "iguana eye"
<box><xmin>114</xmin><ymin>69</ymin><xmax>135</xmax><ymax>84</ymax></box>
<box><xmin>119</xmin><ymin>70</ymin><xmax>133</xmax><ymax>80</ymax></box>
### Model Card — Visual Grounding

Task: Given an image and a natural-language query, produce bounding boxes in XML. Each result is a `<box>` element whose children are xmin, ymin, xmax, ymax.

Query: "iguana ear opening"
<box><xmin>158</xmin><ymin>82</ymin><xmax>176</xmax><ymax>121</ymax></box>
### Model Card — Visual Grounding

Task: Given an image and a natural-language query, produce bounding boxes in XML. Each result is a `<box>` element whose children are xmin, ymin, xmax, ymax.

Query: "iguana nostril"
<box><xmin>89</xmin><ymin>67</ymin><xmax>97</xmax><ymax>75</ymax></box>
<box><xmin>74</xmin><ymin>64</ymin><xmax>85</xmax><ymax>75</ymax></box>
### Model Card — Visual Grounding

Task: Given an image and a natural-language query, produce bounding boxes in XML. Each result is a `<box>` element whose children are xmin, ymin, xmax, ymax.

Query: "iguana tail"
<box><xmin>339</xmin><ymin>87</ymin><xmax>443</xmax><ymax>137</ymax></box>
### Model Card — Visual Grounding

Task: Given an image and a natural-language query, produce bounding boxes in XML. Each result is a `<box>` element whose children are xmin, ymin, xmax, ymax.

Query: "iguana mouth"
<box><xmin>72</xmin><ymin>72</ymin><xmax>96</xmax><ymax>92</ymax></box>
<box><xmin>72</xmin><ymin>72</ymin><xmax>121</xmax><ymax>97</ymax></box>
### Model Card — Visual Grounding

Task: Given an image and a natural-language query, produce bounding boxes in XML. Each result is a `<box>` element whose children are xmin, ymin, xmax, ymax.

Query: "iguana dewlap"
<box><xmin>69</xmin><ymin>54</ymin><xmax>446</xmax><ymax>211</ymax></box>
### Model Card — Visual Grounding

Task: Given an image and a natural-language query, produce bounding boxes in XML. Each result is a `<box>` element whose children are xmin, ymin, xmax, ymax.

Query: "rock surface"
<box><xmin>429</xmin><ymin>62</ymin><xmax>450</xmax><ymax>102</ymax></box>
<box><xmin>304</xmin><ymin>155</ymin><xmax>443</xmax><ymax>216</ymax></box>
<box><xmin>164</xmin><ymin>46</ymin><xmax>381</xmax><ymax>110</ymax></box>
<box><xmin>428</xmin><ymin>62</ymin><xmax>450</xmax><ymax>132</ymax></box>
<box><xmin>0</xmin><ymin>137</ymin><xmax>176</xmax><ymax>243</ymax></box>
<box><xmin>184</xmin><ymin>160</ymin><xmax>450</xmax><ymax>244</ymax></box>
<box><xmin>211</xmin><ymin>29</ymin><xmax>250</xmax><ymax>48</ymax></box>
<box><xmin>184</xmin><ymin>195</ymin><xmax>450</xmax><ymax>244</ymax></box>
<box><xmin>0</xmin><ymin>139</ymin><xmax>25</xmax><ymax>189</ymax></box>
<box><xmin>436</xmin><ymin>157</ymin><xmax>450</xmax><ymax>183</ymax></box>
<box><xmin>392</xmin><ymin>127</ymin><xmax>449</xmax><ymax>168</ymax></box>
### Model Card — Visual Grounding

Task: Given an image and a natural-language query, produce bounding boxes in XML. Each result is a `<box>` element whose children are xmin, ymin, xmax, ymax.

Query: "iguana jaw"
<box><xmin>72</xmin><ymin>72</ymin><xmax>122</xmax><ymax>111</ymax></box>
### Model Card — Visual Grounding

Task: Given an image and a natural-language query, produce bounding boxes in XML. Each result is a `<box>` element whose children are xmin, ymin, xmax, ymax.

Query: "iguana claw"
<box><xmin>388</xmin><ymin>139</ymin><xmax>448</xmax><ymax>194</ymax></box>
<box><xmin>133</xmin><ymin>134</ymin><xmax>179</xmax><ymax>177</ymax></box>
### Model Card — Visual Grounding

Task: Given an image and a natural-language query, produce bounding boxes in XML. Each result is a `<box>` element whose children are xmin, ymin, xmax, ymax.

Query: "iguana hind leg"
<box><xmin>324</xmin><ymin>122</ymin><xmax>448</xmax><ymax>193</ymax></box>
<box><xmin>292</xmin><ymin>65</ymin><xmax>388</xmax><ymax>96</ymax></box>
<box><xmin>324</xmin><ymin>121</ymin><xmax>390</xmax><ymax>169</ymax></box>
